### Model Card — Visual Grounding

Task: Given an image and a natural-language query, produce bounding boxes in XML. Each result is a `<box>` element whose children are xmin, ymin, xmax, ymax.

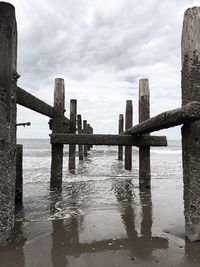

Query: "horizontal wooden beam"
<box><xmin>122</xmin><ymin>101</ymin><xmax>200</xmax><ymax>135</ymax></box>
<box><xmin>51</xmin><ymin>134</ymin><xmax>167</xmax><ymax>147</ymax></box>
<box><xmin>17</xmin><ymin>86</ymin><xmax>54</xmax><ymax>117</ymax></box>
<box><xmin>16</xmin><ymin>86</ymin><xmax>70</xmax><ymax>126</ymax></box>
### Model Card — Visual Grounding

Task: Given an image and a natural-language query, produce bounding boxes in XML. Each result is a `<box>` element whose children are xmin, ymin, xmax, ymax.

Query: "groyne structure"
<box><xmin>0</xmin><ymin>2</ymin><xmax>200</xmax><ymax>245</ymax></box>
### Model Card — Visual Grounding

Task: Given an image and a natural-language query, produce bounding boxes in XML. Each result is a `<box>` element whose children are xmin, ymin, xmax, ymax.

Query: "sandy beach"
<box><xmin>1</xmin><ymin>178</ymin><xmax>200</xmax><ymax>267</ymax></box>
<box><xmin>0</xmin><ymin>141</ymin><xmax>200</xmax><ymax>267</ymax></box>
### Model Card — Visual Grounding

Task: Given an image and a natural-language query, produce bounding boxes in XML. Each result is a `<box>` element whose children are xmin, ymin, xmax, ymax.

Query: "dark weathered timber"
<box><xmin>0</xmin><ymin>2</ymin><xmax>17</xmax><ymax>246</ymax></box>
<box><xmin>51</xmin><ymin>134</ymin><xmax>167</xmax><ymax>146</ymax></box>
<box><xmin>15</xmin><ymin>145</ymin><xmax>23</xmax><ymax>202</ymax></box>
<box><xmin>17</xmin><ymin>86</ymin><xmax>54</xmax><ymax>117</ymax></box>
<box><xmin>118</xmin><ymin>114</ymin><xmax>124</xmax><ymax>160</ymax></box>
<box><xmin>50</xmin><ymin>78</ymin><xmax>65</xmax><ymax>188</ymax></box>
<box><xmin>123</xmin><ymin>101</ymin><xmax>200</xmax><ymax>136</ymax></box>
<box><xmin>139</xmin><ymin>79</ymin><xmax>151</xmax><ymax>189</ymax></box>
<box><xmin>89</xmin><ymin>125</ymin><xmax>93</xmax><ymax>149</ymax></box>
<box><xmin>181</xmin><ymin>7</ymin><xmax>200</xmax><ymax>241</ymax></box>
<box><xmin>69</xmin><ymin>100</ymin><xmax>77</xmax><ymax>171</ymax></box>
<box><xmin>77</xmin><ymin>114</ymin><xmax>83</xmax><ymax>160</ymax></box>
<box><xmin>87</xmin><ymin>124</ymin><xmax>91</xmax><ymax>151</ymax></box>
<box><xmin>83</xmin><ymin>120</ymin><xmax>88</xmax><ymax>157</ymax></box>
<box><xmin>16</xmin><ymin>122</ymin><xmax>31</xmax><ymax>127</ymax></box>
<box><xmin>17</xmin><ymin>87</ymin><xmax>70</xmax><ymax>130</ymax></box>
<box><xmin>48</xmin><ymin>118</ymin><xmax>69</xmax><ymax>133</ymax></box>
<box><xmin>90</xmin><ymin>127</ymin><xmax>93</xmax><ymax>148</ymax></box>
<box><xmin>125</xmin><ymin>100</ymin><xmax>133</xmax><ymax>170</ymax></box>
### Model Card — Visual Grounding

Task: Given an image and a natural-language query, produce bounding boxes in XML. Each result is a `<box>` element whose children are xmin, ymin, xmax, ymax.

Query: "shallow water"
<box><xmin>1</xmin><ymin>139</ymin><xmax>200</xmax><ymax>267</ymax></box>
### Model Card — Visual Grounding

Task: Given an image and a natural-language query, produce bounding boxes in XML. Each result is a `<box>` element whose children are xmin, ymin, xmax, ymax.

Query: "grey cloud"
<box><xmin>7</xmin><ymin>0</ymin><xmax>200</xmax><ymax>138</ymax></box>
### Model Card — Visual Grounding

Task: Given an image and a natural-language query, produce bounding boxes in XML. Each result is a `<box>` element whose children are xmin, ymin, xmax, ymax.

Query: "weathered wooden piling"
<box><xmin>0</xmin><ymin>2</ymin><xmax>17</xmax><ymax>246</ymax></box>
<box><xmin>125</xmin><ymin>101</ymin><xmax>133</xmax><ymax>170</ymax></box>
<box><xmin>50</xmin><ymin>78</ymin><xmax>65</xmax><ymax>188</ymax></box>
<box><xmin>90</xmin><ymin>127</ymin><xmax>93</xmax><ymax>148</ymax></box>
<box><xmin>89</xmin><ymin>125</ymin><xmax>93</xmax><ymax>149</ymax></box>
<box><xmin>15</xmin><ymin>145</ymin><xmax>23</xmax><ymax>202</ymax></box>
<box><xmin>118</xmin><ymin>114</ymin><xmax>124</xmax><ymax>160</ymax></box>
<box><xmin>181</xmin><ymin>7</ymin><xmax>200</xmax><ymax>241</ymax></box>
<box><xmin>77</xmin><ymin>114</ymin><xmax>84</xmax><ymax>160</ymax></box>
<box><xmin>69</xmin><ymin>99</ymin><xmax>77</xmax><ymax>171</ymax></box>
<box><xmin>139</xmin><ymin>79</ymin><xmax>150</xmax><ymax>188</ymax></box>
<box><xmin>87</xmin><ymin>124</ymin><xmax>91</xmax><ymax>151</ymax></box>
<box><xmin>83</xmin><ymin>120</ymin><xmax>88</xmax><ymax>157</ymax></box>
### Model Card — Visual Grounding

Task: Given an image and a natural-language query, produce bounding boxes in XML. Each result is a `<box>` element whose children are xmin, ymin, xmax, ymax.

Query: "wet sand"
<box><xmin>1</xmin><ymin>177</ymin><xmax>200</xmax><ymax>267</ymax></box>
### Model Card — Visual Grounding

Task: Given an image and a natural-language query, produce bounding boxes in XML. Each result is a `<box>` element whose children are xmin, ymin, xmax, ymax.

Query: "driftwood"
<box><xmin>123</xmin><ymin>101</ymin><xmax>200</xmax><ymax>135</ymax></box>
<box><xmin>51</xmin><ymin>134</ymin><xmax>167</xmax><ymax>147</ymax></box>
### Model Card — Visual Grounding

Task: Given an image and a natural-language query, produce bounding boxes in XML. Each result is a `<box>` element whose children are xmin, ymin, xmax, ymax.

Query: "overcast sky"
<box><xmin>8</xmin><ymin>0</ymin><xmax>200</xmax><ymax>139</ymax></box>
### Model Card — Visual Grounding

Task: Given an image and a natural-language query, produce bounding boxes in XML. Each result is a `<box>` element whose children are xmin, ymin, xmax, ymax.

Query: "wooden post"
<box><xmin>125</xmin><ymin>100</ymin><xmax>133</xmax><ymax>170</ymax></box>
<box><xmin>118</xmin><ymin>114</ymin><xmax>124</xmax><ymax>160</ymax></box>
<box><xmin>0</xmin><ymin>2</ymin><xmax>17</xmax><ymax>246</ymax></box>
<box><xmin>50</xmin><ymin>78</ymin><xmax>65</xmax><ymax>188</ymax></box>
<box><xmin>87</xmin><ymin>124</ymin><xmax>91</xmax><ymax>151</ymax></box>
<box><xmin>139</xmin><ymin>79</ymin><xmax>151</xmax><ymax>188</ymax></box>
<box><xmin>181</xmin><ymin>7</ymin><xmax>200</xmax><ymax>241</ymax></box>
<box><xmin>90</xmin><ymin>127</ymin><xmax>93</xmax><ymax>148</ymax></box>
<box><xmin>77</xmin><ymin>114</ymin><xmax>83</xmax><ymax>160</ymax></box>
<box><xmin>15</xmin><ymin>145</ymin><xmax>23</xmax><ymax>202</ymax></box>
<box><xmin>69</xmin><ymin>99</ymin><xmax>77</xmax><ymax>171</ymax></box>
<box><xmin>83</xmin><ymin>120</ymin><xmax>88</xmax><ymax>157</ymax></box>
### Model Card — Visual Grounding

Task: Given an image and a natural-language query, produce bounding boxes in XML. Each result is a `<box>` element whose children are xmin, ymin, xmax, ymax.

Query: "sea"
<box><xmin>3</xmin><ymin>139</ymin><xmax>200</xmax><ymax>267</ymax></box>
<box><xmin>16</xmin><ymin>139</ymin><xmax>182</xmax><ymax>221</ymax></box>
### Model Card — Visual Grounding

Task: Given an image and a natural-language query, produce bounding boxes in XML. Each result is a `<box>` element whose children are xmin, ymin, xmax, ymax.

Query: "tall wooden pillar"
<box><xmin>125</xmin><ymin>100</ymin><xmax>133</xmax><ymax>170</ymax></box>
<box><xmin>139</xmin><ymin>79</ymin><xmax>151</xmax><ymax>188</ymax></box>
<box><xmin>181</xmin><ymin>7</ymin><xmax>200</xmax><ymax>241</ymax></box>
<box><xmin>69</xmin><ymin>99</ymin><xmax>77</xmax><ymax>171</ymax></box>
<box><xmin>15</xmin><ymin>144</ymin><xmax>23</xmax><ymax>202</ymax></box>
<box><xmin>83</xmin><ymin>120</ymin><xmax>88</xmax><ymax>157</ymax></box>
<box><xmin>118</xmin><ymin>114</ymin><xmax>124</xmax><ymax>160</ymax></box>
<box><xmin>50</xmin><ymin>78</ymin><xmax>65</xmax><ymax>188</ymax></box>
<box><xmin>0</xmin><ymin>2</ymin><xmax>17</xmax><ymax>246</ymax></box>
<box><xmin>77</xmin><ymin>114</ymin><xmax>83</xmax><ymax>160</ymax></box>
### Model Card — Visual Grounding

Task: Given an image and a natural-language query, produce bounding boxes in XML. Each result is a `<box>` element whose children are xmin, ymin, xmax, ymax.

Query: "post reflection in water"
<box><xmin>49</xmin><ymin>186</ymin><xmax>80</xmax><ymax>267</ymax></box>
<box><xmin>48</xmin><ymin>179</ymin><xmax>169</xmax><ymax>266</ymax></box>
<box><xmin>114</xmin><ymin>179</ymin><xmax>168</xmax><ymax>259</ymax></box>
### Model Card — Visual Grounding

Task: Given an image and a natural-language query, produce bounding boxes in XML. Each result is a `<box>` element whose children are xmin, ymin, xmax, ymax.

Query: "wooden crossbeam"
<box><xmin>51</xmin><ymin>134</ymin><xmax>167</xmax><ymax>147</ymax></box>
<box><xmin>122</xmin><ymin>101</ymin><xmax>200</xmax><ymax>135</ymax></box>
<box><xmin>16</xmin><ymin>86</ymin><xmax>70</xmax><ymax>126</ymax></box>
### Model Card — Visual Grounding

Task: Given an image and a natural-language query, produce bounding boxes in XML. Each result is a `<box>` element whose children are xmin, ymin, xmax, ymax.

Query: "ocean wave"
<box><xmin>151</xmin><ymin>150</ymin><xmax>181</xmax><ymax>155</ymax></box>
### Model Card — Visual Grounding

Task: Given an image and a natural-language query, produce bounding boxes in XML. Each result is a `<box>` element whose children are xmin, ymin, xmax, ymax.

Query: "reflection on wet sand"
<box><xmin>2</xmin><ymin>178</ymin><xmax>200</xmax><ymax>266</ymax></box>
<box><xmin>50</xmin><ymin>187</ymin><xmax>80</xmax><ymax>266</ymax></box>
<box><xmin>114</xmin><ymin>179</ymin><xmax>168</xmax><ymax>260</ymax></box>
<box><xmin>48</xmin><ymin>180</ymin><xmax>168</xmax><ymax>266</ymax></box>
